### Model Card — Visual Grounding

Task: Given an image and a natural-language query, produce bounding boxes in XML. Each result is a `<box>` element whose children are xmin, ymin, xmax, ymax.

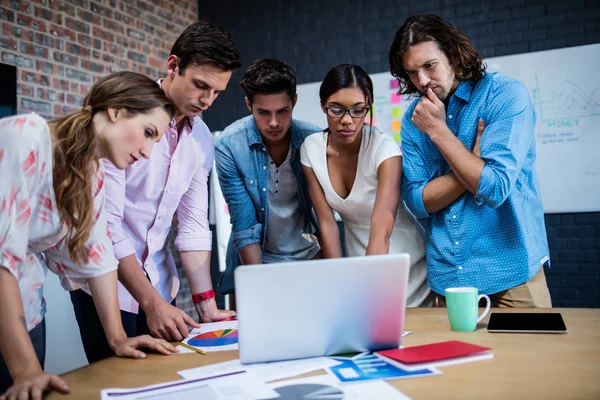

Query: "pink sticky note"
<box><xmin>390</xmin><ymin>93</ymin><xmax>401</xmax><ymax>103</ymax></box>
<box><xmin>365</xmin><ymin>115</ymin><xmax>376</xmax><ymax>126</ymax></box>
<box><xmin>389</xmin><ymin>79</ymin><xmax>399</xmax><ymax>89</ymax></box>
<box><xmin>224</xmin><ymin>204</ymin><xmax>229</xmax><ymax>215</ymax></box>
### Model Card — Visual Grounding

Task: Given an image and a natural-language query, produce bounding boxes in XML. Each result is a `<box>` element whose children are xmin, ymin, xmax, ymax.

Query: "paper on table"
<box><xmin>100</xmin><ymin>370</ymin><xmax>277</xmax><ymax>400</ymax></box>
<box><xmin>376</xmin><ymin>351</ymin><xmax>494</xmax><ymax>372</ymax></box>
<box><xmin>179</xmin><ymin>357</ymin><xmax>342</xmax><ymax>383</ymax></box>
<box><xmin>256</xmin><ymin>374</ymin><xmax>412</xmax><ymax>400</ymax></box>
<box><xmin>326</xmin><ymin>352</ymin><xmax>441</xmax><ymax>384</ymax></box>
<box><xmin>177</xmin><ymin>321</ymin><xmax>239</xmax><ymax>353</ymax></box>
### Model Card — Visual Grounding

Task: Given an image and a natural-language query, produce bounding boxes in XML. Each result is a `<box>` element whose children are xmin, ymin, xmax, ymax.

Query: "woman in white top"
<box><xmin>300</xmin><ymin>64</ymin><xmax>430</xmax><ymax>307</ymax></box>
<box><xmin>0</xmin><ymin>72</ymin><xmax>178</xmax><ymax>399</ymax></box>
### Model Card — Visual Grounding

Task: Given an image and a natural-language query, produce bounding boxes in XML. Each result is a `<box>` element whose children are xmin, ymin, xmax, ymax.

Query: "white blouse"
<box><xmin>0</xmin><ymin>113</ymin><xmax>117</xmax><ymax>331</ymax></box>
<box><xmin>300</xmin><ymin>126</ymin><xmax>429</xmax><ymax>306</ymax></box>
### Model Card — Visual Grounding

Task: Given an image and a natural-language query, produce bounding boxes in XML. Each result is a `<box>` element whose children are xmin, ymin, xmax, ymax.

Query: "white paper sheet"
<box><xmin>177</xmin><ymin>321</ymin><xmax>239</xmax><ymax>353</ymax></box>
<box><xmin>256</xmin><ymin>374</ymin><xmax>411</xmax><ymax>400</ymax></box>
<box><xmin>179</xmin><ymin>357</ymin><xmax>342</xmax><ymax>383</ymax></box>
<box><xmin>100</xmin><ymin>371</ymin><xmax>277</xmax><ymax>400</ymax></box>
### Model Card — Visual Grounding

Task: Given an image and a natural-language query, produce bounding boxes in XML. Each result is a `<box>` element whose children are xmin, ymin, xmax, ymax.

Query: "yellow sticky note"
<box><xmin>391</xmin><ymin>107</ymin><xmax>403</xmax><ymax>118</ymax></box>
<box><xmin>393</xmin><ymin>133</ymin><xmax>401</xmax><ymax>143</ymax></box>
<box><xmin>392</xmin><ymin>120</ymin><xmax>401</xmax><ymax>132</ymax></box>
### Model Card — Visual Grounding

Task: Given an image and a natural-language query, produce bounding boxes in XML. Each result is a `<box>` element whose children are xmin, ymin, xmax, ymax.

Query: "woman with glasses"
<box><xmin>300</xmin><ymin>64</ymin><xmax>430</xmax><ymax>307</ymax></box>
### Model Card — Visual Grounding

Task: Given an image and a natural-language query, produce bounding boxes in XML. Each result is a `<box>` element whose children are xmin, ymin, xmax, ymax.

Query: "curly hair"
<box><xmin>51</xmin><ymin>71</ymin><xmax>176</xmax><ymax>266</ymax></box>
<box><xmin>389</xmin><ymin>14</ymin><xmax>486</xmax><ymax>96</ymax></box>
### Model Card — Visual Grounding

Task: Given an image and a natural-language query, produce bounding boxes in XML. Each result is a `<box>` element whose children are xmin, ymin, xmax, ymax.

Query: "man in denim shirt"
<box><xmin>215</xmin><ymin>59</ymin><xmax>322</xmax><ymax>307</ymax></box>
<box><xmin>389</xmin><ymin>15</ymin><xmax>552</xmax><ymax>307</ymax></box>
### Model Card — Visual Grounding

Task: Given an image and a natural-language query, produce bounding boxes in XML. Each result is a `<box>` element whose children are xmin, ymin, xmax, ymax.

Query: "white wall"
<box><xmin>43</xmin><ymin>273</ymin><xmax>88</xmax><ymax>374</ymax></box>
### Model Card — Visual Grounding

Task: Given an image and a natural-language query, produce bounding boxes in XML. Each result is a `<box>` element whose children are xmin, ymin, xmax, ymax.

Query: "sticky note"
<box><xmin>391</xmin><ymin>107</ymin><xmax>403</xmax><ymax>118</ymax></box>
<box><xmin>224</xmin><ymin>204</ymin><xmax>229</xmax><ymax>215</ymax></box>
<box><xmin>389</xmin><ymin>79</ymin><xmax>399</xmax><ymax>89</ymax></box>
<box><xmin>392</xmin><ymin>120</ymin><xmax>401</xmax><ymax>132</ymax></box>
<box><xmin>365</xmin><ymin>115</ymin><xmax>376</xmax><ymax>126</ymax></box>
<box><xmin>393</xmin><ymin>133</ymin><xmax>401</xmax><ymax>143</ymax></box>
<box><xmin>390</xmin><ymin>93</ymin><xmax>401</xmax><ymax>103</ymax></box>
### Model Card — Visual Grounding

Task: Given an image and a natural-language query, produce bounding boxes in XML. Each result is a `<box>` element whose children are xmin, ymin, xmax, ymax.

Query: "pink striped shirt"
<box><xmin>81</xmin><ymin>114</ymin><xmax>214</xmax><ymax>313</ymax></box>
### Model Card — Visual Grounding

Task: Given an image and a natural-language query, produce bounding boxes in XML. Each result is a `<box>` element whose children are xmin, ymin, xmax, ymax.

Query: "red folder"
<box><xmin>377</xmin><ymin>340</ymin><xmax>491</xmax><ymax>364</ymax></box>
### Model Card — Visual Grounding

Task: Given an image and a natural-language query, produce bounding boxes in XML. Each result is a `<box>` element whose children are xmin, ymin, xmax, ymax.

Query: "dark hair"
<box><xmin>51</xmin><ymin>71</ymin><xmax>176</xmax><ymax>266</ymax></box>
<box><xmin>240</xmin><ymin>58</ymin><xmax>297</xmax><ymax>103</ymax></box>
<box><xmin>388</xmin><ymin>14</ymin><xmax>486</xmax><ymax>96</ymax></box>
<box><xmin>319</xmin><ymin>64</ymin><xmax>374</xmax><ymax>137</ymax></box>
<box><xmin>170</xmin><ymin>21</ymin><xmax>241</xmax><ymax>74</ymax></box>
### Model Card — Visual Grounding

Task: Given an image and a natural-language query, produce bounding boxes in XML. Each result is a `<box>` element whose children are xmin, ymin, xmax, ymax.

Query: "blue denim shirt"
<box><xmin>401</xmin><ymin>73</ymin><xmax>550</xmax><ymax>296</ymax></box>
<box><xmin>215</xmin><ymin>115</ymin><xmax>322</xmax><ymax>294</ymax></box>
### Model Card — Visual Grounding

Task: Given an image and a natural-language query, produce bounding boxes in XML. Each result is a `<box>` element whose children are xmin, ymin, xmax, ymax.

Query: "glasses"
<box><xmin>324</xmin><ymin>105</ymin><xmax>369</xmax><ymax>118</ymax></box>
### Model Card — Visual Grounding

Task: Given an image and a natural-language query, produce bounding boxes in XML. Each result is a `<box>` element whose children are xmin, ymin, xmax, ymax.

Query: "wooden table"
<box><xmin>48</xmin><ymin>308</ymin><xmax>600</xmax><ymax>399</ymax></box>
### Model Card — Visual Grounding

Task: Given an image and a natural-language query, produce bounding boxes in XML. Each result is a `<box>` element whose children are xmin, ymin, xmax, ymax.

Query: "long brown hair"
<box><xmin>388</xmin><ymin>14</ymin><xmax>486</xmax><ymax>96</ymax></box>
<box><xmin>50</xmin><ymin>71</ymin><xmax>176</xmax><ymax>266</ymax></box>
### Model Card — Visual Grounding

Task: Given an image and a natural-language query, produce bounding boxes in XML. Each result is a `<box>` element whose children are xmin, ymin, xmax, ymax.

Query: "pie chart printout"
<box><xmin>273</xmin><ymin>384</ymin><xmax>345</xmax><ymax>400</ymax></box>
<box><xmin>187</xmin><ymin>329</ymin><xmax>239</xmax><ymax>347</ymax></box>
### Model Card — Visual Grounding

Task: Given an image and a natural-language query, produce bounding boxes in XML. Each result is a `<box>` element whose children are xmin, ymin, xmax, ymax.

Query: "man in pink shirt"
<box><xmin>69</xmin><ymin>22</ymin><xmax>241</xmax><ymax>363</ymax></box>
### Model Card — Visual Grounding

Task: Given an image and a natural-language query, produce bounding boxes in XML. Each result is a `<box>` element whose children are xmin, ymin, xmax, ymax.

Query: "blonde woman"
<box><xmin>0</xmin><ymin>72</ymin><xmax>178</xmax><ymax>399</ymax></box>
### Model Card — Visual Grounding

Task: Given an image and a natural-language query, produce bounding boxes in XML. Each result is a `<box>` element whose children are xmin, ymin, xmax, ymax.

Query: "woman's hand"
<box><xmin>0</xmin><ymin>369</ymin><xmax>69</xmax><ymax>400</ymax></box>
<box><xmin>109</xmin><ymin>334</ymin><xmax>179</xmax><ymax>359</ymax></box>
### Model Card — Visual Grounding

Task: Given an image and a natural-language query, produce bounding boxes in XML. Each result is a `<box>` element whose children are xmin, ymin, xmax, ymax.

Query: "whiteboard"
<box><xmin>294</xmin><ymin>43</ymin><xmax>600</xmax><ymax>214</ymax></box>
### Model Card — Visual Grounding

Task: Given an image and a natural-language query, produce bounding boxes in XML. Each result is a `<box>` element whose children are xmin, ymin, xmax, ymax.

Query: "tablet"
<box><xmin>487</xmin><ymin>313</ymin><xmax>567</xmax><ymax>333</ymax></box>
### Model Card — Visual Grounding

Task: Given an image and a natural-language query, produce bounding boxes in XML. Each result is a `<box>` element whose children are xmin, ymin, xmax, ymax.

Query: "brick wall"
<box><xmin>200</xmin><ymin>0</ymin><xmax>600</xmax><ymax>307</ymax></box>
<box><xmin>1</xmin><ymin>0</ymin><xmax>198</xmax><ymax>120</ymax></box>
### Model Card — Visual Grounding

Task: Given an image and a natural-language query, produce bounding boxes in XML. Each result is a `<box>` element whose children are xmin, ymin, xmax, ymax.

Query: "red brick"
<box><xmin>79</xmin><ymin>83</ymin><xmax>91</xmax><ymax>96</ymax></box>
<box><xmin>53</xmin><ymin>1</ymin><xmax>77</xmax><ymax>17</ymax></box>
<box><xmin>19</xmin><ymin>41</ymin><xmax>49</xmax><ymax>58</ymax></box>
<box><xmin>36</xmin><ymin>60</ymin><xmax>64</xmax><ymax>76</ymax></box>
<box><xmin>102</xmin><ymin>17</ymin><xmax>124</xmax><ymax>34</ymax></box>
<box><xmin>11</xmin><ymin>0</ymin><xmax>197</xmax><ymax>119</ymax></box>
<box><xmin>65</xmin><ymin>17</ymin><xmax>90</xmax><ymax>34</ymax></box>
<box><xmin>66</xmin><ymin>42</ymin><xmax>90</xmax><ymax>58</ymax></box>
<box><xmin>52</xmin><ymin>78</ymin><xmax>70</xmax><ymax>91</ymax></box>
<box><xmin>20</xmin><ymin>70</ymin><xmax>51</xmax><ymax>87</ymax></box>
<box><xmin>0</xmin><ymin>36</ymin><xmax>17</xmax><ymax>50</ymax></box>
<box><xmin>17</xmin><ymin>83</ymin><xmax>34</xmax><ymax>97</ymax></box>
<box><xmin>15</xmin><ymin>13</ymin><xmax>46</xmax><ymax>32</ymax></box>
<box><xmin>77</xmin><ymin>33</ymin><xmax>91</xmax><ymax>47</ymax></box>
<box><xmin>92</xmin><ymin>26</ymin><xmax>114</xmax><ymax>42</ymax></box>
<box><xmin>81</xmin><ymin>59</ymin><xmax>105</xmax><ymax>74</ymax></box>
<box><xmin>49</xmin><ymin>24</ymin><xmax>77</xmax><ymax>41</ymax></box>
<box><xmin>34</xmin><ymin>5</ymin><xmax>63</xmax><ymax>25</ymax></box>
<box><xmin>77</xmin><ymin>8</ymin><xmax>101</xmax><ymax>25</ymax></box>
<box><xmin>149</xmin><ymin>56</ymin><xmax>163</xmax><ymax>69</ymax></box>
<box><xmin>36</xmin><ymin>88</ymin><xmax>58</xmax><ymax>102</ymax></box>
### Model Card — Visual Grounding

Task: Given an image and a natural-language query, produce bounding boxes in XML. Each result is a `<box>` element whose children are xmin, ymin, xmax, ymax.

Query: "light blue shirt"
<box><xmin>401</xmin><ymin>72</ymin><xmax>550</xmax><ymax>295</ymax></box>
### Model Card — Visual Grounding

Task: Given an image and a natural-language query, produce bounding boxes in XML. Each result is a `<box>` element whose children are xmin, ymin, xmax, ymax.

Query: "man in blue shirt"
<box><xmin>389</xmin><ymin>14</ymin><xmax>552</xmax><ymax>307</ymax></box>
<box><xmin>215</xmin><ymin>59</ymin><xmax>322</xmax><ymax>308</ymax></box>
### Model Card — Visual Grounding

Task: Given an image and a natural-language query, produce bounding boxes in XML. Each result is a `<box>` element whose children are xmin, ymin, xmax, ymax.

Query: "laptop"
<box><xmin>235</xmin><ymin>253</ymin><xmax>410</xmax><ymax>364</ymax></box>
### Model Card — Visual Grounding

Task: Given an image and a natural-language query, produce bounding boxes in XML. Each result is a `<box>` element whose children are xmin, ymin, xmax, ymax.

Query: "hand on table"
<box><xmin>0</xmin><ymin>369</ymin><xmax>69</xmax><ymax>400</ymax></box>
<box><xmin>195</xmin><ymin>298</ymin><xmax>236</xmax><ymax>323</ymax></box>
<box><xmin>144</xmin><ymin>297</ymin><xmax>200</xmax><ymax>341</ymax></box>
<box><xmin>109</xmin><ymin>334</ymin><xmax>179</xmax><ymax>359</ymax></box>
